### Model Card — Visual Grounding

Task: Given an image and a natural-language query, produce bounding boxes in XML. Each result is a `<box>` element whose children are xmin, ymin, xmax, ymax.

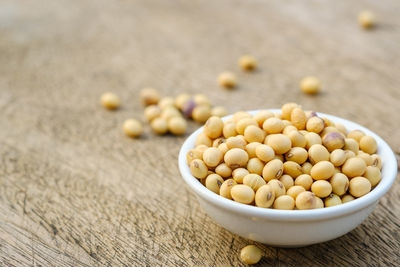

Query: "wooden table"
<box><xmin>1</xmin><ymin>0</ymin><xmax>399</xmax><ymax>265</ymax></box>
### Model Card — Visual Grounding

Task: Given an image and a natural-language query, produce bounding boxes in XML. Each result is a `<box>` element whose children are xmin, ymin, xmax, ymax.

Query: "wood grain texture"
<box><xmin>0</xmin><ymin>0</ymin><xmax>399</xmax><ymax>266</ymax></box>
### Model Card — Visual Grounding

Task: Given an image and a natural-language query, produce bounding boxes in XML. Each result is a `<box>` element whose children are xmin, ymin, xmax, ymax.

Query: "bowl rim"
<box><xmin>178</xmin><ymin>109</ymin><xmax>398</xmax><ymax>221</ymax></box>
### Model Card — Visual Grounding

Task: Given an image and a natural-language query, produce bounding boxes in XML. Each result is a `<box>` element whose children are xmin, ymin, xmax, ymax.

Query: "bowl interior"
<box><xmin>178</xmin><ymin>109</ymin><xmax>398</xmax><ymax>221</ymax></box>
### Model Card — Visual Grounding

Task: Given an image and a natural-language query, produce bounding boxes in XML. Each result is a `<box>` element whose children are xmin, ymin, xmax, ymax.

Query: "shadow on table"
<box><xmin>255</xmin><ymin>217</ymin><xmax>396</xmax><ymax>266</ymax></box>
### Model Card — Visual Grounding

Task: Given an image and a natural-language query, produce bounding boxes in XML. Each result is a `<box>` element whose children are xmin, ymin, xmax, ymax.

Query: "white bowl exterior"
<box><xmin>179</xmin><ymin>109</ymin><xmax>397</xmax><ymax>246</ymax></box>
<box><xmin>197</xmin><ymin>195</ymin><xmax>377</xmax><ymax>247</ymax></box>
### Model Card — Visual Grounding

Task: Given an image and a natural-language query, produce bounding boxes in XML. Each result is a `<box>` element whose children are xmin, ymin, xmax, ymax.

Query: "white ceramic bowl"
<box><xmin>178</xmin><ymin>110</ymin><xmax>398</xmax><ymax>247</ymax></box>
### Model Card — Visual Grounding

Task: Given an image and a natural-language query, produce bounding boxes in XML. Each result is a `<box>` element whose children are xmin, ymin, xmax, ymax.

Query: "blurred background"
<box><xmin>1</xmin><ymin>0</ymin><xmax>399</xmax><ymax>147</ymax></box>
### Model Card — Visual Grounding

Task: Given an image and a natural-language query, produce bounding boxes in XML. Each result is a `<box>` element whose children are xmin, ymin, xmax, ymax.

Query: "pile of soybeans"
<box><xmin>187</xmin><ymin>103</ymin><xmax>382</xmax><ymax>210</ymax></box>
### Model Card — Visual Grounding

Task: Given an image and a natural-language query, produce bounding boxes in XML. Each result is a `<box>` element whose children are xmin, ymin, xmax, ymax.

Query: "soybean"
<box><xmin>268</xmin><ymin>179</ymin><xmax>286</xmax><ymax>198</ymax></box>
<box><xmin>322</xmin><ymin>132</ymin><xmax>345</xmax><ymax>152</ymax></box>
<box><xmin>306</xmin><ymin>116</ymin><xmax>325</xmax><ymax>134</ymax></box>
<box><xmin>239</xmin><ymin>55</ymin><xmax>257</xmax><ymax>71</ymax></box>
<box><xmin>295</xmin><ymin>174</ymin><xmax>313</xmax><ymax>190</ymax></box>
<box><xmin>286</xmin><ymin>185</ymin><xmax>306</xmax><ymax>200</ymax></box>
<box><xmin>342</xmin><ymin>194</ymin><xmax>355</xmax><ymax>203</ymax></box>
<box><xmin>215</xmin><ymin>163</ymin><xmax>232</xmax><ymax>178</ymax></box>
<box><xmin>159</xmin><ymin>97</ymin><xmax>175</xmax><ymax>109</ymax></box>
<box><xmin>347</xmin><ymin>130</ymin><xmax>365</xmax><ymax>143</ymax></box>
<box><xmin>310</xmin><ymin>161</ymin><xmax>335</xmax><ymax>180</ymax></box>
<box><xmin>182</xmin><ymin>99</ymin><xmax>196</xmax><ymax>118</ymax></box>
<box><xmin>174</xmin><ymin>93</ymin><xmax>191</xmax><ymax>110</ymax></box>
<box><xmin>285</xmin><ymin>147</ymin><xmax>308</xmax><ymax>164</ymax></box>
<box><xmin>344</xmin><ymin>138</ymin><xmax>359</xmax><ymax>153</ymax></box>
<box><xmin>168</xmin><ymin>116</ymin><xmax>187</xmax><ymax>135</ymax></box>
<box><xmin>287</xmin><ymin>130</ymin><xmax>307</xmax><ymax>148</ymax></box>
<box><xmin>322</xmin><ymin>118</ymin><xmax>334</xmax><ymax>128</ymax></box>
<box><xmin>358</xmin><ymin>11</ymin><xmax>376</xmax><ymax>30</ymax></box>
<box><xmin>345</xmin><ymin>150</ymin><xmax>356</xmax><ymax>160</ymax></box>
<box><xmin>296</xmin><ymin>191</ymin><xmax>317</xmax><ymax>210</ymax></box>
<box><xmin>218</xmin><ymin>143</ymin><xmax>229</xmax><ymax>155</ymax></box>
<box><xmin>224</xmin><ymin>148</ymin><xmax>249</xmax><ymax>169</ymax></box>
<box><xmin>359</xmin><ymin>136</ymin><xmax>378</xmax><ymax>154</ymax></box>
<box><xmin>267</xmin><ymin>134</ymin><xmax>292</xmax><ymax>154</ymax></box>
<box><xmin>244</xmin><ymin>125</ymin><xmax>266</xmax><ymax>143</ymax></box>
<box><xmin>283</xmin><ymin>125</ymin><xmax>298</xmax><ymax>135</ymax></box>
<box><xmin>273</xmin><ymin>195</ymin><xmax>295</xmax><ymax>210</ymax></box>
<box><xmin>192</xmin><ymin>105</ymin><xmax>211</xmax><ymax>123</ymax></box>
<box><xmin>144</xmin><ymin>105</ymin><xmax>161</xmax><ymax>121</ymax></box>
<box><xmin>233</xmin><ymin>111</ymin><xmax>252</xmax><ymax>123</ymax></box>
<box><xmin>321</xmin><ymin>126</ymin><xmax>342</xmax><ymax>138</ymax></box>
<box><xmin>301</xmin><ymin>162</ymin><xmax>313</xmax><ymax>175</ymax></box>
<box><xmin>218</xmin><ymin>71</ymin><xmax>237</xmax><ymax>89</ymax></box>
<box><xmin>308</xmin><ymin>144</ymin><xmax>330</xmax><ymax>164</ymax></box>
<box><xmin>140</xmin><ymin>88</ymin><xmax>160</xmax><ymax>106</ymax></box>
<box><xmin>220</xmin><ymin>179</ymin><xmax>237</xmax><ymax>199</ymax></box>
<box><xmin>236</xmin><ymin>118</ymin><xmax>258</xmax><ymax>135</ymax></box>
<box><xmin>161</xmin><ymin>106</ymin><xmax>181</xmax><ymax>121</ymax></box>
<box><xmin>226</xmin><ymin>136</ymin><xmax>247</xmax><ymax>150</ymax></box>
<box><xmin>254</xmin><ymin>110</ymin><xmax>274</xmax><ymax>127</ymax></box>
<box><xmin>330</xmin><ymin>173</ymin><xmax>349</xmax><ymax>196</ymax></box>
<box><xmin>255</xmin><ymin>185</ymin><xmax>275</xmax><ymax>208</ymax></box>
<box><xmin>342</xmin><ymin>157</ymin><xmax>367</xmax><ymax>178</ymax></box>
<box><xmin>232</xmin><ymin>168</ymin><xmax>250</xmax><ymax>184</ymax></box>
<box><xmin>193</xmin><ymin>94</ymin><xmax>211</xmax><ymax>107</ymax></box>
<box><xmin>223</xmin><ymin>122</ymin><xmax>237</xmax><ymax>138</ymax></box>
<box><xmin>300</xmin><ymin>76</ymin><xmax>320</xmax><ymax>95</ymax></box>
<box><xmin>204</xmin><ymin>116</ymin><xmax>224</xmax><ymax>139</ymax></box>
<box><xmin>190</xmin><ymin>159</ymin><xmax>208</xmax><ymax>179</ymax></box>
<box><xmin>247</xmin><ymin>158</ymin><xmax>265</xmax><ymax>175</ymax></box>
<box><xmin>101</xmin><ymin>92</ymin><xmax>120</xmax><ymax>110</ymax></box>
<box><xmin>187</xmin><ymin>149</ymin><xmax>203</xmax><ymax>164</ymax></box>
<box><xmin>363</xmin><ymin>166</ymin><xmax>381</xmax><ymax>187</ymax></box>
<box><xmin>283</xmin><ymin>161</ymin><xmax>303</xmax><ymax>178</ymax></box>
<box><xmin>279</xmin><ymin>174</ymin><xmax>294</xmax><ymax>190</ymax></box>
<box><xmin>324</xmin><ymin>194</ymin><xmax>342</xmax><ymax>207</ymax></box>
<box><xmin>231</xmin><ymin>185</ymin><xmax>255</xmax><ymax>204</ymax></box>
<box><xmin>123</xmin><ymin>119</ymin><xmax>143</xmax><ymax>138</ymax></box>
<box><xmin>315</xmin><ymin>197</ymin><xmax>324</xmax><ymax>209</ymax></box>
<box><xmin>205</xmin><ymin>174</ymin><xmax>224</xmax><ymax>194</ymax></box>
<box><xmin>335</xmin><ymin>123</ymin><xmax>347</xmax><ymax>135</ymax></box>
<box><xmin>349</xmin><ymin>177</ymin><xmax>371</xmax><ymax>197</ymax></box>
<box><xmin>263</xmin><ymin>118</ymin><xmax>284</xmax><ymax>134</ymax></box>
<box><xmin>211</xmin><ymin>106</ymin><xmax>227</xmax><ymax>118</ymax></box>
<box><xmin>290</xmin><ymin>107</ymin><xmax>307</xmax><ymax>130</ymax></box>
<box><xmin>245</xmin><ymin>142</ymin><xmax>261</xmax><ymax>158</ymax></box>
<box><xmin>240</xmin><ymin>245</ymin><xmax>262</xmax><ymax>265</ymax></box>
<box><xmin>330</xmin><ymin>149</ymin><xmax>346</xmax><ymax>166</ymax></box>
<box><xmin>305</xmin><ymin>132</ymin><xmax>322</xmax><ymax>149</ymax></box>
<box><xmin>311</xmin><ymin>180</ymin><xmax>332</xmax><ymax>198</ymax></box>
<box><xmin>357</xmin><ymin>151</ymin><xmax>373</xmax><ymax>166</ymax></box>
<box><xmin>256</xmin><ymin>144</ymin><xmax>275</xmax><ymax>162</ymax></box>
<box><xmin>195</xmin><ymin>144</ymin><xmax>209</xmax><ymax>155</ymax></box>
<box><xmin>281</xmin><ymin>103</ymin><xmax>299</xmax><ymax>120</ymax></box>
<box><xmin>262</xmin><ymin>159</ymin><xmax>284</xmax><ymax>182</ymax></box>
<box><xmin>371</xmin><ymin>154</ymin><xmax>382</xmax><ymax>170</ymax></box>
<box><xmin>243</xmin><ymin>174</ymin><xmax>266</xmax><ymax>192</ymax></box>
<box><xmin>203</xmin><ymin>147</ymin><xmax>223</xmax><ymax>167</ymax></box>
<box><xmin>195</xmin><ymin>132</ymin><xmax>212</xmax><ymax>147</ymax></box>
<box><xmin>212</xmin><ymin>137</ymin><xmax>226</xmax><ymax>148</ymax></box>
